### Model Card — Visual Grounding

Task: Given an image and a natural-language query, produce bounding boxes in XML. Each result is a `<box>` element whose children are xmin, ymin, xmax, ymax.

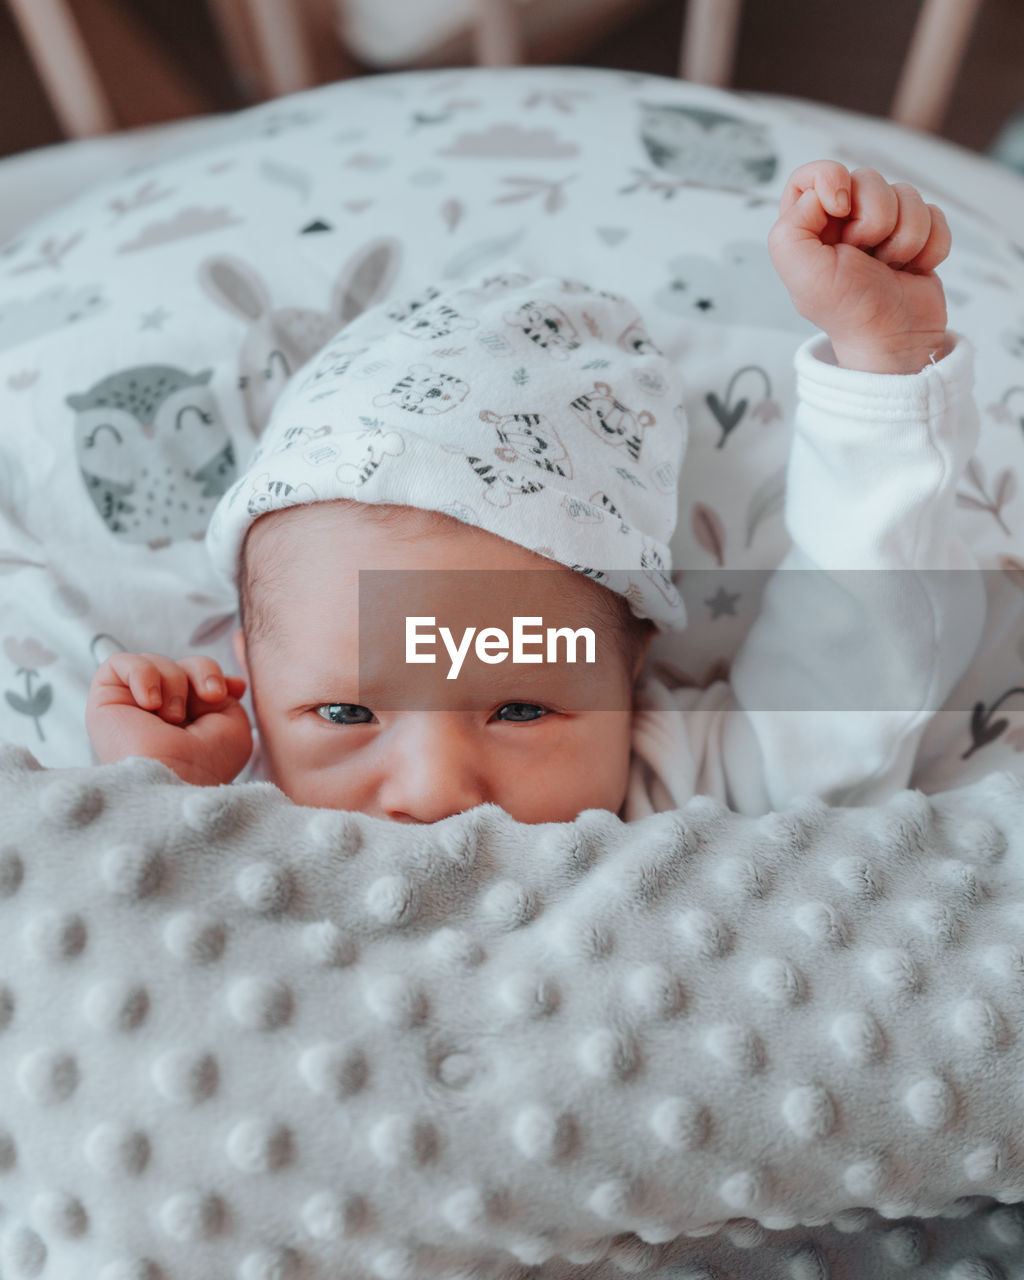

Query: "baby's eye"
<box><xmin>317</xmin><ymin>703</ymin><xmax>375</xmax><ymax>725</ymax></box>
<box><xmin>494</xmin><ymin>702</ymin><xmax>547</xmax><ymax>723</ymax></box>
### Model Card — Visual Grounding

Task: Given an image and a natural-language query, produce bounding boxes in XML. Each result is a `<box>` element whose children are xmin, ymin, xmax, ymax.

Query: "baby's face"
<box><xmin>233</xmin><ymin>503</ymin><xmax>646</xmax><ymax>825</ymax></box>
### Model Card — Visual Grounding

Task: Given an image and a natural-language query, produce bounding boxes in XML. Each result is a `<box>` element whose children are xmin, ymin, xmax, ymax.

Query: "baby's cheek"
<box><xmin>572</xmin><ymin>711</ymin><xmax>635</xmax><ymax>805</ymax></box>
<box><xmin>253</xmin><ymin>722</ymin><xmax>347</xmax><ymax>808</ymax></box>
<box><xmin>272</xmin><ymin>762</ymin><xmax>367</xmax><ymax>813</ymax></box>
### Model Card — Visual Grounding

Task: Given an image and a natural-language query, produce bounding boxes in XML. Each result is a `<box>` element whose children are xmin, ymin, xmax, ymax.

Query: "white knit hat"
<box><xmin>206</xmin><ymin>270</ymin><xmax>688</xmax><ymax>629</ymax></box>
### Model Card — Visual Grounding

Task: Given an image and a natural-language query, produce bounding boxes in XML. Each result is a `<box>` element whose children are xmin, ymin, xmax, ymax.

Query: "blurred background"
<box><xmin>1</xmin><ymin>0</ymin><xmax>1023</xmax><ymax>167</ymax></box>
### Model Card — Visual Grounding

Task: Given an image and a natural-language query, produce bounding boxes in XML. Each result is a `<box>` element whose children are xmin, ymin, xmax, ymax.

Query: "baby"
<box><xmin>86</xmin><ymin>159</ymin><xmax>983</xmax><ymax>824</ymax></box>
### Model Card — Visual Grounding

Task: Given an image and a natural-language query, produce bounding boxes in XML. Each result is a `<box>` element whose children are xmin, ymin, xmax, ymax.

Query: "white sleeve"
<box><xmin>626</xmin><ymin>331</ymin><xmax>986</xmax><ymax>820</ymax></box>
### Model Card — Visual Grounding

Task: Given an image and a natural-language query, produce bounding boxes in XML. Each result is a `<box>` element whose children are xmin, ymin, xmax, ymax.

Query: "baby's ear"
<box><xmin>232</xmin><ymin>626</ymin><xmax>250</xmax><ymax>682</ymax></box>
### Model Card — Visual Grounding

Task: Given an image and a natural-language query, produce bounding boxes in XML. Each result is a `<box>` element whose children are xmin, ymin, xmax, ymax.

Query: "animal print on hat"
<box><xmin>207</xmin><ymin>272</ymin><xmax>688</xmax><ymax>629</ymax></box>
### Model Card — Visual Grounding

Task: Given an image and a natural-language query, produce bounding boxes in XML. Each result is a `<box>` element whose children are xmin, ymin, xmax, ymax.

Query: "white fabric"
<box><xmin>625</xmin><ymin>331</ymin><xmax>984</xmax><ymax>818</ymax></box>
<box><xmin>0</xmin><ymin>68</ymin><xmax>1021</xmax><ymax>798</ymax></box>
<box><xmin>4</xmin><ymin>743</ymin><xmax>1024</xmax><ymax>1279</ymax></box>
<box><xmin>206</xmin><ymin>271</ymin><xmax>688</xmax><ymax>627</ymax></box>
<box><xmin>0</xmin><ymin>118</ymin><xmax>222</xmax><ymax>249</ymax></box>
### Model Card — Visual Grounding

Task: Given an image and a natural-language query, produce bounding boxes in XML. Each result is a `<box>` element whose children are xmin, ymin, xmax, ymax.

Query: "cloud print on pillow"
<box><xmin>117</xmin><ymin>207</ymin><xmax>244</xmax><ymax>254</ymax></box>
<box><xmin>438</xmin><ymin>124</ymin><xmax>579</xmax><ymax>159</ymax></box>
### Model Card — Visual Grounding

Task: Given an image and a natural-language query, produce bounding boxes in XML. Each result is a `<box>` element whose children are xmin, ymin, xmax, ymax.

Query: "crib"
<box><xmin>4</xmin><ymin>11</ymin><xmax>1024</xmax><ymax>1280</ymax></box>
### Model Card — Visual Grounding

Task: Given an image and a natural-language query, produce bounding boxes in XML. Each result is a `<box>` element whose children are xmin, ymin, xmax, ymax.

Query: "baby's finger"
<box><xmin>767</xmin><ymin>187</ymin><xmax>835</xmax><ymax>291</ymax></box>
<box><xmin>872</xmin><ymin>182</ymin><xmax>934</xmax><ymax>267</ymax></box>
<box><xmin>839</xmin><ymin>168</ymin><xmax>900</xmax><ymax>250</ymax></box>
<box><xmin>904</xmin><ymin>203</ymin><xmax>952</xmax><ymax>274</ymax></box>
<box><xmin>176</xmin><ymin>655</ymin><xmax>233</xmax><ymax>704</ymax></box>
<box><xmin>780</xmin><ymin>160</ymin><xmax>852</xmax><ymax>218</ymax></box>
<box><xmin>96</xmin><ymin>653</ymin><xmax>165</xmax><ymax>710</ymax></box>
<box><xmin>135</xmin><ymin>652</ymin><xmax>192</xmax><ymax>722</ymax></box>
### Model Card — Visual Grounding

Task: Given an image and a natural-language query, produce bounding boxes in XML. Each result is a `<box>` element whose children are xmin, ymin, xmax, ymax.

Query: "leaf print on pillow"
<box><xmin>745</xmin><ymin>468</ymin><xmax>787</xmax><ymax>548</ymax></box>
<box><xmin>956</xmin><ymin>457</ymin><xmax>1015</xmax><ymax>535</ymax></box>
<box><xmin>692</xmin><ymin>503</ymin><xmax>726</xmax><ymax>566</ymax></box>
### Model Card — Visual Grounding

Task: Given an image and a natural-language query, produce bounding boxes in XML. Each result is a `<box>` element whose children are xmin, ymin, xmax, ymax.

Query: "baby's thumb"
<box><xmin>778</xmin><ymin>187</ymin><xmax>830</xmax><ymax>239</ymax></box>
<box><xmin>768</xmin><ymin>190</ymin><xmax>833</xmax><ymax>295</ymax></box>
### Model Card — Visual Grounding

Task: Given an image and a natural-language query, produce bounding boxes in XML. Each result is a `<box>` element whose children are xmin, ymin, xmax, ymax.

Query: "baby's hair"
<box><xmin>239</xmin><ymin>501</ymin><xmax>431</xmax><ymax>650</ymax></box>
<box><xmin>581</xmin><ymin>579</ymin><xmax>656</xmax><ymax>674</ymax></box>
<box><xmin>238</xmin><ymin>499</ymin><xmax>654</xmax><ymax>671</ymax></box>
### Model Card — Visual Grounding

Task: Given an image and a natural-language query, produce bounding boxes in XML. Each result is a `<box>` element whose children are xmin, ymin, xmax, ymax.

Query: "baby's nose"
<box><xmin>378</xmin><ymin>715</ymin><xmax>486</xmax><ymax>824</ymax></box>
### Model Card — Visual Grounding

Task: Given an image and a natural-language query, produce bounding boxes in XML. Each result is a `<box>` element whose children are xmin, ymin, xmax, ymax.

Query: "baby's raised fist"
<box><xmin>768</xmin><ymin>160</ymin><xmax>951</xmax><ymax>374</ymax></box>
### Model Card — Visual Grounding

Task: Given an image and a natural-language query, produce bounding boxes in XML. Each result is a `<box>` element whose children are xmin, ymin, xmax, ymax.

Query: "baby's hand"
<box><xmin>768</xmin><ymin>160</ymin><xmax>951</xmax><ymax>373</ymax></box>
<box><xmin>86</xmin><ymin>652</ymin><xmax>253</xmax><ymax>787</ymax></box>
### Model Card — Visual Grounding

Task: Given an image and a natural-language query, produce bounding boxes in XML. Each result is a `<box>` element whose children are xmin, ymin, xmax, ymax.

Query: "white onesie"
<box><xmin>624</xmin><ymin>331</ymin><xmax>984</xmax><ymax>819</ymax></box>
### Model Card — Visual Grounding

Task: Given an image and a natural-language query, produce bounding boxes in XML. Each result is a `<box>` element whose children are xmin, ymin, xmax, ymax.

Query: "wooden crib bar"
<box><xmin>676</xmin><ymin>0</ymin><xmax>987</xmax><ymax>134</ymax></box>
<box><xmin>890</xmin><ymin>0</ymin><xmax>986</xmax><ymax>131</ymax></box>
<box><xmin>678</xmin><ymin>0</ymin><xmax>742</xmax><ymax>87</ymax></box>
<box><xmin>233</xmin><ymin>0</ymin><xmax>317</xmax><ymax>97</ymax></box>
<box><xmin>473</xmin><ymin>0</ymin><xmax>525</xmax><ymax>66</ymax></box>
<box><xmin>1</xmin><ymin>0</ymin><xmax>993</xmax><ymax>139</ymax></box>
<box><xmin>5</xmin><ymin>0</ymin><xmax>115</xmax><ymax>138</ymax></box>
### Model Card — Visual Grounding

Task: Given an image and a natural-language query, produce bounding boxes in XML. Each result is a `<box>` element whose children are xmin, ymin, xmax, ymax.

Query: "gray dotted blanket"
<box><xmin>3</xmin><ymin>743</ymin><xmax>1024</xmax><ymax>1277</ymax></box>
